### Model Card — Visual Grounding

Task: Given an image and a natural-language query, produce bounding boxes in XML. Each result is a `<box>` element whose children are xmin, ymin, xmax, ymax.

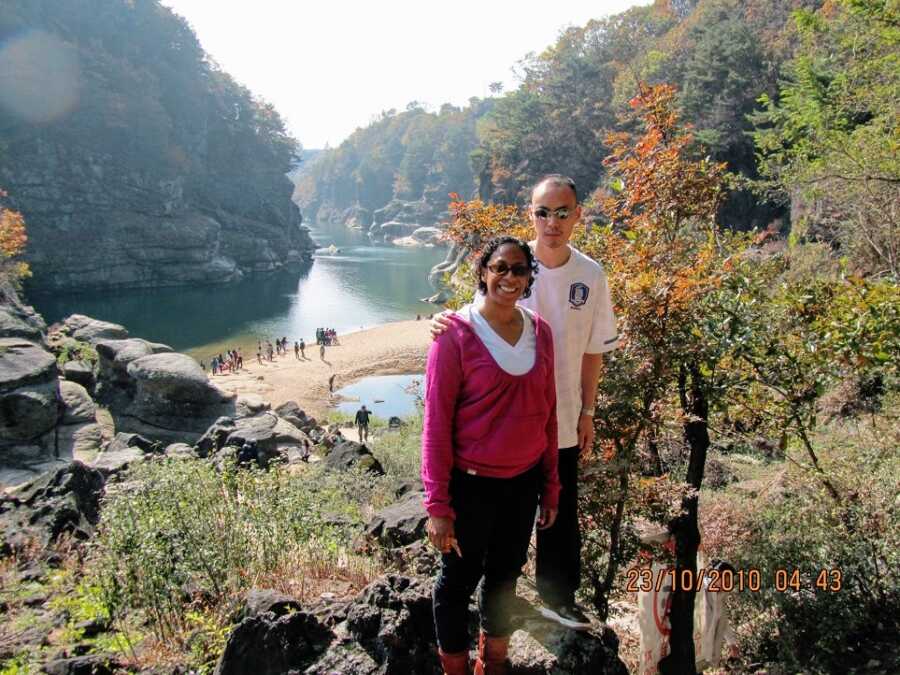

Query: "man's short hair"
<box><xmin>531</xmin><ymin>174</ymin><xmax>578</xmax><ymax>203</ymax></box>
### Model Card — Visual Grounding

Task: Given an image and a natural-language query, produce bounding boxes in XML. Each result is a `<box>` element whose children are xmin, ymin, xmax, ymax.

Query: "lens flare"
<box><xmin>0</xmin><ymin>29</ymin><xmax>80</xmax><ymax>124</ymax></box>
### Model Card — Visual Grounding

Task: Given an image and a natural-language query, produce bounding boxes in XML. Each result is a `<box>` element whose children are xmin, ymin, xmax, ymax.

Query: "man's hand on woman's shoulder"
<box><xmin>429</xmin><ymin>310</ymin><xmax>453</xmax><ymax>341</ymax></box>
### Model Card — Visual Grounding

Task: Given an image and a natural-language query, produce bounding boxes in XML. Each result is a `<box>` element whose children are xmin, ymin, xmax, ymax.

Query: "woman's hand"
<box><xmin>429</xmin><ymin>311</ymin><xmax>452</xmax><ymax>340</ymax></box>
<box><xmin>427</xmin><ymin>515</ymin><xmax>462</xmax><ymax>556</ymax></box>
<box><xmin>537</xmin><ymin>505</ymin><xmax>558</xmax><ymax>530</ymax></box>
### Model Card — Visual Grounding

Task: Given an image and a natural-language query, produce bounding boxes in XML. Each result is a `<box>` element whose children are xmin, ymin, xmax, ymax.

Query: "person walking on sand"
<box><xmin>299</xmin><ymin>338</ymin><xmax>306</xmax><ymax>359</ymax></box>
<box><xmin>319</xmin><ymin>342</ymin><xmax>326</xmax><ymax>361</ymax></box>
<box><xmin>431</xmin><ymin>175</ymin><xmax>619</xmax><ymax>631</ymax></box>
<box><xmin>355</xmin><ymin>404</ymin><xmax>371</xmax><ymax>443</ymax></box>
<box><xmin>424</xmin><ymin>236</ymin><xmax>559</xmax><ymax>675</ymax></box>
<box><xmin>294</xmin><ymin>341</ymin><xmax>300</xmax><ymax>360</ymax></box>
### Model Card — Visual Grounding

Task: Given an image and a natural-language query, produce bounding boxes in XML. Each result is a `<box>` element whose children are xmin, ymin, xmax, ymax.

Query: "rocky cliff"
<box><xmin>0</xmin><ymin>0</ymin><xmax>316</xmax><ymax>292</ymax></box>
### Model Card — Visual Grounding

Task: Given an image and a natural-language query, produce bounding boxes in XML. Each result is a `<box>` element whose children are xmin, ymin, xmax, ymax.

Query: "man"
<box><xmin>355</xmin><ymin>404</ymin><xmax>371</xmax><ymax>443</ymax></box>
<box><xmin>432</xmin><ymin>174</ymin><xmax>618</xmax><ymax>629</ymax></box>
<box><xmin>299</xmin><ymin>338</ymin><xmax>306</xmax><ymax>359</ymax></box>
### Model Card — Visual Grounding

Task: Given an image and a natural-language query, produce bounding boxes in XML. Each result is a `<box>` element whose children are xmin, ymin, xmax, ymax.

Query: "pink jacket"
<box><xmin>421</xmin><ymin>311</ymin><xmax>560</xmax><ymax>519</ymax></box>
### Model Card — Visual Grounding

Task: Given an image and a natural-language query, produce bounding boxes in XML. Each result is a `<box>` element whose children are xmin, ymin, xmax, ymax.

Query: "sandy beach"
<box><xmin>209</xmin><ymin>319</ymin><xmax>432</xmax><ymax>419</ymax></box>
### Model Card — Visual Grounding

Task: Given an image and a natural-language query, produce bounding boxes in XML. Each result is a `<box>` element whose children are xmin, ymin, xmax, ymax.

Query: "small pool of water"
<box><xmin>335</xmin><ymin>374</ymin><xmax>423</xmax><ymax>420</ymax></box>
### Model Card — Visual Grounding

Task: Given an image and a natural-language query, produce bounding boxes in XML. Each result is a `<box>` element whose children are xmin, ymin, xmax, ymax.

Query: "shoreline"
<box><xmin>208</xmin><ymin>319</ymin><xmax>432</xmax><ymax>419</ymax></box>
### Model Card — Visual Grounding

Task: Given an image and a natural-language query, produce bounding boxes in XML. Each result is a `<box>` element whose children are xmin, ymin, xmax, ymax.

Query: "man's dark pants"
<box><xmin>536</xmin><ymin>445</ymin><xmax>580</xmax><ymax>607</ymax></box>
<box><xmin>432</xmin><ymin>466</ymin><xmax>540</xmax><ymax>653</ymax></box>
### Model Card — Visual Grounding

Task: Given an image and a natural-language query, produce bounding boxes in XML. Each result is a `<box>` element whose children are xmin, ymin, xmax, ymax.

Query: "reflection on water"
<box><xmin>336</xmin><ymin>374</ymin><xmax>423</xmax><ymax>420</ymax></box>
<box><xmin>27</xmin><ymin>221</ymin><xmax>446</xmax><ymax>358</ymax></box>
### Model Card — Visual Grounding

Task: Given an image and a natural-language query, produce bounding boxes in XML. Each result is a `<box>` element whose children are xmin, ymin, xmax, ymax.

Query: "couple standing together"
<box><xmin>422</xmin><ymin>174</ymin><xmax>619</xmax><ymax>674</ymax></box>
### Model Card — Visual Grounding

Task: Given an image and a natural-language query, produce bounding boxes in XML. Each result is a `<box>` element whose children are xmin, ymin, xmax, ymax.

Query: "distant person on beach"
<box><xmin>422</xmin><ymin>236</ymin><xmax>559</xmax><ymax>673</ymax></box>
<box><xmin>257</xmin><ymin>349</ymin><xmax>262</xmax><ymax>365</ymax></box>
<box><xmin>294</xmin><ymin>341</ymin><xmax>300</xmax><ymax>360</ymax></box>
<box><xmin>299</xmin><ymin>338</ymin><xmax>306</xmax><ymax>359</ymax></box>
<box><xmin>329</xmin><ymin>373</ymin><xmax>336</xmax><ymax>393</ymax></box>
<box><xmin>319</xmin><ymin>343</ymin><xmax>326</xmax><ymax>360</ymax></box>
<box><xmin>355</xmin><ymin>404</ymin><xmax>371</xmax><ymax>443</ymax></box>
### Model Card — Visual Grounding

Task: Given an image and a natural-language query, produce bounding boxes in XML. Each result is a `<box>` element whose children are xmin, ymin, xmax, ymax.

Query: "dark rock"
<box><xmin>323</xmin><ymin>440</ymin><xmax>384</xmax><ymax>475</ymax></box>
<box><xmin>195</xmin><ymin>417</ymin><xmax>236</xmax><ymax>458</ymax></box>
<box><xmin>92</xmin><ymin>432</ymin><xmax>158</xmax><ymax>474</ymax></box>
<box><xmin>62</xmin><ymin>315</ymin><xmax>129</xmax><ymax>344</ymax></box>
<box><xmin>244</xmin><ymin>588</ymin><xmax>302</xmax><ymax>619</ymax></box>
<box><xmin>274</xmin><ymin>401</ymin><xmax>318</xmax><ymax>433</ymax></box>
<box><xmin>74</xmin><ymin>616</ymin><xmax>110</xmax><ymax>638</ymax></box>
<box><xmin>59</xmin><ymin>381</ymin><xmax>96</xmax><ymax>425</ymax></box>
<box><xmin>18</xmin><ymin>563</ymin><xmax>45</xmax><ymax>582</ymax></box>
<box><xmin>213</xmin><ymin>607</ymin><xmax>333</xmax><ymax>675</ymax></box>
<box><xmin>507</xmin><ymin>621</ymin><xmax>628</xmax><ymax>675</ymax></box>
<box><xmin>394</xmin><ymin>480</ymin><xmax>423</xmax><ymax>498</ymax></box>
<box><xmin>0</xmin><ymin>305</ymin><xmax>43</xmax><ymax>340</ymax></box>
<box><xmin>0</xmin><ymin>338</ymin><xmax>60</xmax><ymax>443</ymax></box>
<box><xmin>321</xmin><ymin>575</ymin><xmax>438</xmax><ymax>674</ymax></box>
<box><xmin>42</xmin><ymin>654</ymin><xmax>120</xmax><ymax>675</ymax></box>
<box><xmin>0</xmin><ymin>461</ymin><xmax>105</xmax><ymax>551</ymax></box>
<box><xmin>366</xmin><ymin>491</ymin><xmax>428</xmax><ymax>547</ymax></box>
<box><xmin>164</xmin><ymin>443</ymin><xmax>197</xmax><ymax>460</ymax></box>
<box><xmin>62</xmin><ymin>360</ymin><xmax>95</xmax><ymax>392</ymax></box>
<box><xmin>388</xmin><ymin>416</ymin><xmax>403</xmax><ymax>429</ymax></box>
<box><xmin>224</xmin><ymin>413</ymin><xmax>311</xmax><ymax>457</ymax></box>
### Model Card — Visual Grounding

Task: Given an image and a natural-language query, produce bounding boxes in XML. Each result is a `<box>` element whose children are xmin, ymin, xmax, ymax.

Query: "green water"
<box><xmin>28</xmin><ymin>221</ymin><xmax>446</xmax><ymax>360</ymax></box>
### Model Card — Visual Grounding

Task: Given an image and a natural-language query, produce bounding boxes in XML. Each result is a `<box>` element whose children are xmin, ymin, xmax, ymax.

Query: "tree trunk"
<box><xmin>592</xmin><ymin>466</ymin><xmax>630</xmax><ymax>620</ymax></box>
<box><xmin>659</xmin><ymin>363</ymin><xmax>710</xmax><ymax>675</ymax></box>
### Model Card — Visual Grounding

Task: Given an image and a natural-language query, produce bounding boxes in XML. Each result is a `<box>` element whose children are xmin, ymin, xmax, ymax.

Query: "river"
<box><xmin>27</xmin><ymin>221</ymin><xmax>447</xmax><ymax>360</ymax></box>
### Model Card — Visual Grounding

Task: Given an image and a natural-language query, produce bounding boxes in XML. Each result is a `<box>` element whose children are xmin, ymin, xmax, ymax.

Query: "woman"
<box><xmin>422</xmin><ymin>236</ymin><xmax>560</xmax><ymax>675</ymax></box>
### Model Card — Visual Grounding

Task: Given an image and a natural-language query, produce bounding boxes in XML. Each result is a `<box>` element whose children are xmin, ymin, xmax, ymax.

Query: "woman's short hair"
<box><xmin>476</xmin><ymin>236</ymin><xmax>538</xmax><ymax>299</ymax></box>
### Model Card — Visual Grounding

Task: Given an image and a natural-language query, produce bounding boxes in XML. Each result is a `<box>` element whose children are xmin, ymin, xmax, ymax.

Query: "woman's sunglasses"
<box><xmin>486</xmin><ymin>262</ymin><xmax>531</xmax><ymax>277</ymax></box>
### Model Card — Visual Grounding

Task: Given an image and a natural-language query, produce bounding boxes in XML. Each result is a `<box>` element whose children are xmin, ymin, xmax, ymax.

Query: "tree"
<box><xmin>753</xmin><ymin>0</ymin><xmax>900</xmax><ymax>277</ymax></box>
<box><xmin>0</xmin><ymin>189</ymin><xmax>30</xmax><ymax>284</ymax></box>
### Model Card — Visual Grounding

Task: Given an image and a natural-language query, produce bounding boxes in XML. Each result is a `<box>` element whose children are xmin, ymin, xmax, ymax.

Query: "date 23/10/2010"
<box><xmin>625</xmin><ymin>567</ymin><xmax>843</xmax><ymax>593</ymax></box>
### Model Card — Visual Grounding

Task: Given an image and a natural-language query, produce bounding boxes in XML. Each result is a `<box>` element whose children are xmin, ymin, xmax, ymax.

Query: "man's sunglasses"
<box><xmin>486</xmin><ymin>262</ymin><xmax>531</xmax><ymax>277</ymax></box>
<box><xmin>532</xmin><ymin>206</ymin><xmax>571</xmax><ymax>221</ymax></box>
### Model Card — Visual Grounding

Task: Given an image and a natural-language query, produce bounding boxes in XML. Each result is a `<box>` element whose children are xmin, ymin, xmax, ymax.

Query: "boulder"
<box><xmin>235</xmin><ymin>393</ymin><xmax>270</xmax><ymax>417</ymax></box>
<box><xmin>195</xmin><ymin>417</ymin><xmax>237</xmax><ymax>457</ymax></box>
<box><xmin>243</xmin><ymin>588</ymin><xmax>302</xmax><ymax>619</ymax></box>
<box><xmin>62</xmin><ymin>315</ymin><xmax>129</xmax><ymax>344</ymax></box>
<box><xmin>308</xmin><ymin>575</ymin><xmax>438</xmax><ymax>674</ymax></box>
<box><xmin>0</xmin><ymin>461</ymin><xmax>105</xmax><ymax>553</ymax></box>
<box><xmin>225</xmin><ymin>413</ymin><xmax>312</xmax><ymax>457</ymax></box>
<box><xmin>274</xmin><ymin>401</ymin><xmax>318</xmax><ymax>433</ymax></box>
<box><xmin>164</xmin><ymin>442</ymin><xmax>197</xmax><ymax>460</ymax></box>
<box><xmin>91</xmin><ymin>432</ymin><xmax>158</xmax><ymax>474</ymax></box>
<box><xmin>62</xmin><ymin>360</ymin><xmax>95</xmax><ymax>390</ymax></box>
<box><xmin>58</xmin><ymin>381</ymin><xmax>96</xmax><ymax>425</ymax></box>
<box><xmin>323</xmin><ymin>440</ymin><xmax>384</xmax><ymax>475</ymax></box>
<box><xmin>0</xmin><ymin>306</ymin><xmax>43</xmax><ymax>340</ymax></box>
<box><xmin>0</xmin><ymin>338</ymin><xmax>60</xmax><ymax>444</ymax></box>
<box><xmin>120</xmin><ymin>352</ymin><xmax>236</xmax><ymax>439</ymax></box>
<box><xmin>507</xmin><ymin>620</ymin><xmax>628</xmax><ymax>675</ymax></box>
<box><xmin>44</xmin><ymin>421</ymin><xmax>104</xmax><ymax>459</ymax></box>
<box><xmin>365</xmin><ymin>491</ymin><xmax>428</xmax><ymax>548</ymax></box>
<box><xmin>213</xmin><ymin>604</ymin><xmax>333</xmax><ymax>675</ymax></box>
<box><xmin>41</xmin><ymin>654</ymin><xmax>120</xmax><ymax>675</ymax></box>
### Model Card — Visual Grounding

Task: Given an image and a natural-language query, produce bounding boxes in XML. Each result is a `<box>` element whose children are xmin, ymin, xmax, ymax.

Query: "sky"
<box><xmin>160</xmin><ymin>0</ymin><xmax>650</xmax><ymax>150</ymax></box>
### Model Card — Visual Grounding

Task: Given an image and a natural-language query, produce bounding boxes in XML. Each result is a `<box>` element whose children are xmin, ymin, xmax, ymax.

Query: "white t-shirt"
<box><xmin>464</xmin><ymin>304</ymin><xmax>536</xmax><ymax>375</ymax></box>
<box><xmin>518</xmin><ymin>244</ymin><xmax>619</xmax><ymax>448</ymax></box>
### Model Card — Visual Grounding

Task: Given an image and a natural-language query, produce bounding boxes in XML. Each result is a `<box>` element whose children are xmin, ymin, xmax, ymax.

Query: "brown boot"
<box><xmin>438</xmin><ymin>648</ymin><xmax>470</xmax><ymax>675</ymax></box>
<box><xmin>473</xmin><ymin>631</ymin><xmax>510</xmax><ymax>675</ymax></box>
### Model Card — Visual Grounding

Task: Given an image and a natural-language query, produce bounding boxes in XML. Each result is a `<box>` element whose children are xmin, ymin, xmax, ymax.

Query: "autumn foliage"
<box><xmin>0</xmin><ymin>189</ymin><xmax>30</xmax><ymax>283</ymax></box>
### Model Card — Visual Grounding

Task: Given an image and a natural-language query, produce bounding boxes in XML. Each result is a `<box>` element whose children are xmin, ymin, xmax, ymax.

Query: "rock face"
<box><xmin>393</xmin><ymin>226</ymin><xmax>445</xmax><ymax>248</ymax></box>
<box><xmin>0</xmin><ymin>461</ymin><xmax>105</xmax><ymax>553</ymax></box>
<box><xmin>93</xmin><ymin>341</ymin><xmax>238</xmax><ymax>444</ymax></box>
<box><xmin>214</xmin><ymin>599</ymin><xmax>333</xmax><ymax>675</ymax></box>
<box><xmin>366</xmin><ymin>490</ymin><xmax>428</xmax><ymax>547</ymax></box>
<box><xmin>0</xmin><ymin>338</ymin><xmax>59</xmax><ymax>444</ymax></box>
<box><xmin>324</xmin><ymin>440</ymin><xmax>384</xmax><ymax>475</ymax></box>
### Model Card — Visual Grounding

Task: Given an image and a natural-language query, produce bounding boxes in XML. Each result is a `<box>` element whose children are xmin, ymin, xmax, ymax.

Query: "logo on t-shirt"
<box><xmin>569</xmin><ymin>282</ymin><xmax>590</xmax><ymax>308</ymax></box>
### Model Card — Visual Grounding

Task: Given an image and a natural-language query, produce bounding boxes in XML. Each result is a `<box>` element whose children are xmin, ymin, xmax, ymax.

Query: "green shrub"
<box><xmin>729</xmin><ymin>417</ymin><xmax>900</xmax><ymax>672</ymax></box>
<box><xmin>56</xmin><ymin>339</ymin><xmax>98</xmax><ymax>368</ymax></box>
<box><xmin>91</xmin><ymin>457</ymin><xmax>378</xmax><ymax>652</ymax></box>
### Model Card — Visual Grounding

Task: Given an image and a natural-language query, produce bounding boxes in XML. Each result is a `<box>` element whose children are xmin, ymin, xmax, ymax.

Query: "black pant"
<box><xmin>536</xmin><ymin>445</ymin><xmax>580</xmax><ymax>607</ymax></box>
<box><xmin>432</xmin><ymin>465</ymin><xmax>540</xmax><ymax>653</ymax></box>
